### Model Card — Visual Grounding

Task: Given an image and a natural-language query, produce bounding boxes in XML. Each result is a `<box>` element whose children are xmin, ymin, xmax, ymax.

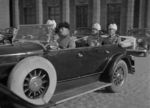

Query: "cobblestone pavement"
<box><xmin>51</xmin><ymin>56</ymin><xmax>150</xmax><ymax>108</ymax></box>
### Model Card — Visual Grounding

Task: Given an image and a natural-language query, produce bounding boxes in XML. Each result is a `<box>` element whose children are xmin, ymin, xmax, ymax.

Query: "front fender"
<box><xmin>0</xmin><ymin>84</ymin><xmax>55</xmax><ymax>108</ymax></box>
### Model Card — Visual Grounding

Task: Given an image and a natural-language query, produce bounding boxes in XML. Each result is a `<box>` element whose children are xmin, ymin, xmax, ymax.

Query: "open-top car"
<box><xmin>0</xmin><ymin>25</ymin><xmax>135</xmax><ymax>108</ymax></box>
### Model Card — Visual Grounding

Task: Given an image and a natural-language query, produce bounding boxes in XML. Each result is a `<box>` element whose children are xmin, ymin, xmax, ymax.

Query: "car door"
<box><xmin>44</xmin><ymin>48</ymin><xmax>84</xmax><ymax>81</ymax></box>
<box><xmin>75</xmin><ymin>46</ymin><xmax>110</xmax><ymax>77</ymax></box>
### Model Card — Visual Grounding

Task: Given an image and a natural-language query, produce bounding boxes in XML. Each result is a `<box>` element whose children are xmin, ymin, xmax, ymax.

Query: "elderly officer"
<box><xmin>56</xmin><ymin>22</ymin><xmax>76</xmax><ymax>49</ymax></box>
<box><xmin>102</xmin><ymin>23</ymin><xmax>134</xmax><ymax>48</ymax></box>
<box><xmin>102</xmin><ymin>23</ymin><xmax>120</xmax><ymax>45</ymax></box>
<box><xmin>87</xmin><ymin>23</ymin><xmax>102</xmax><ymax>47</ymax></box>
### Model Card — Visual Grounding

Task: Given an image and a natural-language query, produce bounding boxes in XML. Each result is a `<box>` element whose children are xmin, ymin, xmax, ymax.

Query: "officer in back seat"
<box><xmin>87</xmin><ymin>23</ymin><xmax>103</xmax><ymax>47</ymax></box>
<box><xmin>102</xmin><ymin>23</ymin><xmax>132</xmax><ymax>48</ymax></box>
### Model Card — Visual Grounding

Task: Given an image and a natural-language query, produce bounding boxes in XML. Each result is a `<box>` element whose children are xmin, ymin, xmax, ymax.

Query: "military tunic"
<box><xmin>102</xmin><ymin>34</ymin><xmax>120</xmax><ymax>45</ymax></box>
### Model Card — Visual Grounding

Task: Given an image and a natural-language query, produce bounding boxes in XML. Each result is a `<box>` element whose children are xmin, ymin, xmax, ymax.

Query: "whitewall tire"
<box><xmin>7</xmin><ymin>56</ymin><xmax>57</xmax><ymax>105</ymax></box>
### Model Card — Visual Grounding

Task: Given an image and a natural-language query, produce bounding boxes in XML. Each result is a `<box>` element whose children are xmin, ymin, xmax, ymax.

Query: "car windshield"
<box><xmin>15</xmin><ymin>24</ymin><xmax>51</xmax><ymax>42</ymax></box>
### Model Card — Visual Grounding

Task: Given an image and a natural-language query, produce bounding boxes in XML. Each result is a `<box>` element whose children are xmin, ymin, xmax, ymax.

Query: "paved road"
<box><xmin>51</xmin><ymin>56</ymin><xmax>150</xmax><ymax>108</ymax></box>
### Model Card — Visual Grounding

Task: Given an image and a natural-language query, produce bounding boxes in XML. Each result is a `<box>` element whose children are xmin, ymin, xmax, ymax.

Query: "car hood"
<box><xmin>0</xmin><ymin>41</ymin><xmax>44</xmax><ymax>56</ymax></box>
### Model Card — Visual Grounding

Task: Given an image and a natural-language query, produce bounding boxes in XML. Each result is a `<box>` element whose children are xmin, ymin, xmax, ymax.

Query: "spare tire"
<box><xmin>7</xmin><ymin>56</ymin><xmax>57</xmax><ymax>105</ymax></box>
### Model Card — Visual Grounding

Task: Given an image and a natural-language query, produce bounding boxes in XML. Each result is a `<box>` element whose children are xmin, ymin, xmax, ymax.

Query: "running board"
<box><xmin>51</xmin><ymin>82</ymin><xmax>111</xmax><ymax>105</ymax></box>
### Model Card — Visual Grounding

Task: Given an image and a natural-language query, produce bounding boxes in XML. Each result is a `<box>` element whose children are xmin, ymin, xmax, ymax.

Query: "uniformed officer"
<box><xmin>87</xmin><ymin>23</ymin><xmax>102</xmax><ymax>47</ymax></box>
<box><xmin>56</xmin><ymin>22</ymin><xmax>76</xmax><ymax>49</ymax></box>
<box><xmin>102</xmin><ymin>23</ymin><xmax>120</xmax><ymax>45</ymax></box>
<box><xmin>102</xmin><ymin>23</ymin><xmax>133</xmax><ymax>48</ymax></box>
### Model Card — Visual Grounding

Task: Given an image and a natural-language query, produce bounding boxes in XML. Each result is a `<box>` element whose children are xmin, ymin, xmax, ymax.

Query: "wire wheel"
<box><xmin>23</xmin><ymin>69</ymin><xmax>49</xmax><ymax>99</ymax></box>
<box><xmin>109</xmin><ymin>60</ymin><xmax>128</xmax><ymax>92</ymax></box>
<box><xmin>112</xmin><ymin>66</ymin><xmax>125</xmax><ymax>87</ymax></box>
<box><xmin>8</xmin><ymin>56</ymin><xmax>57</xmax><ymax>105</ymax></box>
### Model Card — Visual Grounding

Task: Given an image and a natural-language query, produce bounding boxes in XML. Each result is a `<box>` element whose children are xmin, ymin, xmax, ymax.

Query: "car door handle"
<box><xmin>105</xmin><ymin>50</ymin><xmax>110</xmax><ymax>54</ymax></box>
<box><xmin>77</xmin><ymin>52</ymin><xmax>84</xmax><ymax>58</ymax></box>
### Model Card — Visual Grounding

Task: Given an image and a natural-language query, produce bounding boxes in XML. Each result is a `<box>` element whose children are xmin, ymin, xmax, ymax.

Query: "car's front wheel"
<box><xmin>7</xmin><ymin>56</ymin><xmax>57</xmax><ymax>105</ymax></box>
<box><xmin>109</xmin><ymin>60</ymin><xmax>128</xmax><ymax>92</ymax></box>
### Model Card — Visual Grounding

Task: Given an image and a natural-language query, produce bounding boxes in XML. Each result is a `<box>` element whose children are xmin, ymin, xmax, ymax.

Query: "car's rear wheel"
<box><xmin>109</xmin><ymin>60</ymin><xmax>128</xmax><ymax>92</ymax></box>
<box><xmin>7</xmin><ymin>56</ymin><xmax>57</xmax><ymax>105</ymax></box>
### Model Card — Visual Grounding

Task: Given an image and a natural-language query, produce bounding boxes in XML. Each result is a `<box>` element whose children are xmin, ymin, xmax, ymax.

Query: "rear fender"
<box><xmin>101</xmin><ymin>53</ymin><xmax>133</xmax><ymax>82</ymax></box>
<box><xmin>105</xmin><ymin>53</ymin><xmax>133</xmax><ymax>73</ymax></box>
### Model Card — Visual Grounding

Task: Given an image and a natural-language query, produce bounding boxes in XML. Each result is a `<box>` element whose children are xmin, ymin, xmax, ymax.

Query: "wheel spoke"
<box><xmin>25</xmin><ymin>77</ymin><xmax>30</xmax><ymax>81</ymax></box>
<box><xmin>23</xmin><ymin>83</ymin><xmax>28</xmax><ymax>87</ymax></box>
<box><xmin>29</xmin><ymin>73</ymin><xmax>33</xmax><ymax>78</ymax></box>
<box><xmin>34</xmin><ymin>70</ymin><xmax>37</xmax><ymax>76</ymax></box>
<box><xmin>28</xmin><ymin>91</ymin><xmax>32</xmax><ymax>97</ymax></box>
<box><xmin>24</xmin><ymin>88</ymin><xmax>30</xmax><ymax>93</ymax></box>
<box><xmin>38</xmin><ymin>90</ymin><xmax>41</xmax><ymax>94</ymax></box>
<box><xmin>114</xmin><ymin>79</ymin><xmax>118</xmax><ymax>85</ymax></box>
<box><xmin>38</xmin><ymin>70</ymin><xmax>42</xmax><ymax>76</ymax></box>
<box><xmin>33</xmin><ymin>92</ymin><xmax>36</xmax><ymax>97</ymax></box>
<box><xmin>42</xmin><ymin>80</ymin><xmax>48</xmax><ymax>84</ymax></box>
<box><xmin>41</xmin><ymin>74</ymin><xmax>46</xmax><ymax>79</ymax></box>
<box><xmin>41</xmin><ymin>86</ymin><xmax>45</xmax><ymax>89</ymax></box>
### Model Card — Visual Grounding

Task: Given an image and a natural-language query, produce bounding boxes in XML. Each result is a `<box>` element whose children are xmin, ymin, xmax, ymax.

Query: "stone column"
<box><xmin>62</xmin><ymin>0</ymin><xmax>70</xmax><ymax>23</ymax></box>
<box><xmin>36</xmin><ymin>0</ymin><xmax>43</xmax><ymax>24</ymax></box>
<box><xmin>70</xmin><ymin>0</ymin><xmax>75</xmax><ymax>30</ymax></box>
<box><xmin>12</xmin><ymin>0</ymin><xmax>19</xmax><ymax>28</ymax></box>
<box><xmin>120</xmin><ymin>0</ymin><xmax>128</xmax><ymax>34</ymax></box>
<box><xmin>92</xmin><ymin>0</ymin><xmax>101</xmax><ymax>24</ymax></box>
<box><xmin>139</xmin><ymin>0</ymin><xmax>146</xmax><ymax>28</ymax></box>
<box><xmin>126</xmin><ymin>0</ymin><xmax>135</xmax><ymax>31</ymax></box>
<box><xmin>100</xmin><ymin>0</ymin><xmax>107</xmax><ymax>30</ymax></box>
<box><xmin>146</xmin><ymin>0</ymin><xmax>150</xmax><ymax>28</ymax></box>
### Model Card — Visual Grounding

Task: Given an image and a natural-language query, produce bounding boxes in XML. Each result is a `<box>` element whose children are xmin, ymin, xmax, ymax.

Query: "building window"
<box><xmin>107</xmin><ymin>3</ymin><xmax>121</xmax><ymax>31</ymax></box>
<box><xmin>76</xmin><ymin>5</ymin><xmax>88</xmax><ymax>28</ymax></box>
<box><xmin>43</xmin><ymin>0</ymin><xmax>61</xmax><ymax>23</ymax></box>
<box><xmin>23</xmin><ymin>7</ymin><xmax>36</xmax><ymax>24</ymax></box>
<box><xmin>48</xmin><ymin>6</ymin><xmax>61</xmax><ymax>23</ymax></box>
<box><xmin>19</xmin><ymin>0</ymin><xmax>36</xmax><ymax>24</ymax></box>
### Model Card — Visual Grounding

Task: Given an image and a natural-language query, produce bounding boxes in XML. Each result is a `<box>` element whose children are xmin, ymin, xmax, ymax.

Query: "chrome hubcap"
<box><xmin>29</xmin><ymin>76</ymin><xmax>43</xmax><ymax>91</ymax></box>
<box><xmin>23</xmin><ymin>69</ymin><xmax>49</xmax><ymax>99</ymax></box>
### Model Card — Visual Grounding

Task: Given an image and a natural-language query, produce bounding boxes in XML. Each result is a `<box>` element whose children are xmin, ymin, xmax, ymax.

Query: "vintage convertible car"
<box><xmin>0</xmin><ymin>25</ymin><xmax>135</xmax><ymax>108</ymax></box>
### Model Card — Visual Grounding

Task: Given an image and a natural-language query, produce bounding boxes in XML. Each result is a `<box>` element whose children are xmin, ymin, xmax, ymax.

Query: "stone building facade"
<box><xmin>0</xmin><ymin>0</ymin><xmax>150</xmax><ymax>35</ymax></box>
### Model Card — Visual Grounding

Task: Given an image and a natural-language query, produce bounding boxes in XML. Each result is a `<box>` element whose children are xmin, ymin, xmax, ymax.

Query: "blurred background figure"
<box><xmin>46</xmin><ymin>19</ymin><xmax>57</xmax><ymax>43</ymax></box>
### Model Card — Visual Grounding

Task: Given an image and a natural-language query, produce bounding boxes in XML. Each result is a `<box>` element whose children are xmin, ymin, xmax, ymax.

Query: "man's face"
<box><xmin>108</xmin><ymin>29</ymin><xmax>116</xmax><ymax>36</ymax></box>
<box><xmin>59</xmin><ymin>27</ymin><xmax>69</xmax><ymax>37</ymax></box>
<box><xmin>92</xmin><ymin>28</ymin><xmax>99</xmax><ymax>35</ymax></box>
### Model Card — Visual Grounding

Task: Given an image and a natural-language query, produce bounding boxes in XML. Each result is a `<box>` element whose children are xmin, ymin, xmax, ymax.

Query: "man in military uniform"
<box><xmin>102</xmin><ymin>23</ymin><xmax>134</xmax><ymax>48</ymax></box>
<box><xmin>102</xmin><ymin>23</ymin><xmax>120</xmax><ymax>45</ymax></box>
<box><xmin>87</xmin><ymin>23</ymin><xmax>102</xmax><ymax>47</ymax></box>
